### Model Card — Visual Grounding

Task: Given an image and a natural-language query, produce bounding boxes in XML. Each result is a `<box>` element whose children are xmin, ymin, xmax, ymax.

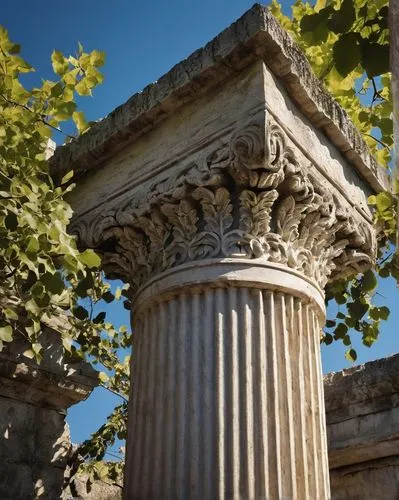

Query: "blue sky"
<box><xmin>3</xmin><ymin>1</ymin><xmax>398</xmax><ymax>452</ymax></box>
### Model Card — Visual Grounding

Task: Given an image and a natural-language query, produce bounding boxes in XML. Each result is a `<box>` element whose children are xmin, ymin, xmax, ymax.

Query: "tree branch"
<box><xmin>100</xmin><ymin>383</ymin><xmax>128</xmax><ymax>403</ymax></box>
<box><xmin>0</xmin><ymin>93</ymin><xmax>75</xmax><ymax>140</ymax></box>
<box><xmin>364</xmin><ymin>133</ymin><xmax>389</xmax><ymax>149</ymax></box>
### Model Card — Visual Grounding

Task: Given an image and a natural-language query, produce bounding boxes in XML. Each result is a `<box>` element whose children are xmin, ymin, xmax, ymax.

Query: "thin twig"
<box><xmin>364</xmin><ymin>133</ymin><xmax>390</xmax><ymax>149</ymax></box>
<box><xmin>99</xmin><ymin>383</ymin><xmax>128</xmax><ymax>403</ymax></box>
<box><xmin>105</xmin><ymin>450</ymin><xmax>124</xmax><ymax>460</ymax></box>
<box><xmin>0</xmin><ymin>93</ymin><xmax>75</xmax><ymax>139</ymax></box>
<box><xmin>378</xmin><ymin>251</ymin><xmax>393</xmax><ymax>266</ymax></box>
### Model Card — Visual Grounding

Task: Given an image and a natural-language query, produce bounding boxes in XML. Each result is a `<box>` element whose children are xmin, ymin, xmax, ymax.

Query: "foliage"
<box><xmin>66</xmin><ymin>403</ymin><xmax>126</xmax><ymax>493</ymax></box>
<box><xmin>0</xmin><ymin>25</ymin><xmax>130</xmax><ymax>484</ymax></box>
<box><xmin>271</xmin><ymin>0</ymin><xmax>391</xmax><ymax>164</ymax></box>
<box><xmin>271</xmin><ymin>0</ymin><xmax>396</xmax><ymax>361</ymax></box>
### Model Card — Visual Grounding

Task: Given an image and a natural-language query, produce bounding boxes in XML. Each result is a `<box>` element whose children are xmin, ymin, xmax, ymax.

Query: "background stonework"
<box><xmin>326</xmin><ymin>354</ymin><xmax>399</xmax><ymax>500</ymax></box>
<box><xmin>1</xmin><ymin>341</ymin><xmax>398</xmax><ymax>499</ymax></box>
<box><xmin>0</xmin><ymin>329</ymin><xmax>98</xmax><ymax>500</ymax></box>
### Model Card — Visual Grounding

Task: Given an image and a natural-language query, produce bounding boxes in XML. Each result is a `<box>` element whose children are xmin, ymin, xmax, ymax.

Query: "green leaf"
<box><xmin>334</xmin><ymin>322</ymin><xmax>348</xmax><ymax>339</ymax></box>
<box><xmin>75</xmin><ymin>78</ymin><xmax>91</xmax><ymax>96</ymax></box>
<box><xmin>347</xmin><ymin>301</ymin><xmax>369</xmax><ymax>320</ymax></box>
<box><xmin>51</xmin><ymin>50</ymin><xmax>69</xmax><ymax>76</ymax></box>
<box><xmin>99</xmin><ymin>371</ymin><xmax>109</xmax><ymax>383</ymax></box>
<box><xmin>23</xmin><ymin>349</ymin><xmax>35</xmax><ymax>359</ymax></box>
<box><xmin>345</xmin><ymin>348</ymin><xmax>357</xmax><ymax>362</ymax></box>
<box><xmin>72</xmin><ymin>111</ymin><xmax>89</xmax><ymax>134</ymax></box>
<box><xmin>36</xmin><ymin>124</ymin><xmax>52</xmax><ymax>139</ymax></box>
<box><xmin>62</xmin><ymin>337</ymin><xmax>72</xmax><ymax>352</ymax></box>
<box><xmin>345</xmin><ymin>315</ymin><xmax>357</xmax><ymax>328</ymax></box>
<box><xmin>300</xmin><ymin>8</ymin><xmax>331</xmax><ymax>32</ymax></box>
<box><xmin>358</xmin><ymin>110</ymin><xmax>370</xmax><ymax>123</ymax></box>
<box><xmin>102</xmin><ymin>291</ymin><xmax>115</xmax><ymax>304</ymax></box>
<box><xmin>90</xmin><ymin>50</ymin><xmax>105</xmax><ymax>67</ymax></box>
<box><xmin>335</xmin><ymin>292</ymin><xmax>347</xmax><ymax>304</ymax></box>
<box><xmin>0</xmin><ymin>325</ymin><xmax>13</xmax><ymax>342</ymax></box>
<box><xmin>32</xmin><ymin>342</ymin><xmax>42</xmax><ymax>355</ymax></box>
<box><xmin>4</xmin><ymin>308</ymin><xmax>18</xmax><ymax>320</ymax></box>
<box><xmin>73</xmin><ymin>305</ymin><xmax>89</xmax><ymax>320</ymax></box>
<box><xmin>60</xmin><ymin>170</ymin><xmax>74</xmax><ymax>185</ymax></box>
<box><xmin>63</xmin><ymin>68</ymin><xmax>80</xmax><ymax>85</ymax></box>
<box><xmin>369</xmin><ymin>306</ymin><xmax>390</xmax><ymax>321</ymax></box>
<box><xmin>361</xmin><ymin>42</ymin><xmax>389</xmax><ymax>78</ymax></box>
<box><xmin>327</xmin><ymin>0</ymin><xmax>355</xmax><ymax>34</ymax></box>
<box><xmin>79</xmin><ymin>249</ymin><xmax>101</xmax><ymax>269</ymax></box>
<box><xmin>75</xmin><ymin>277</ymin><xmax>93</xmax><ymax>298</ymax></box>
<box><xmin>343</xmin><ymin>335</ymin><xmax>351</xmax><ymax>346</ymax></box>
<box><xmin>5</xmin><ymin>212</ymin><xmax>18</xmax><ymax>231</ymax></box>
<box><xmin>77</xmin><ymin>41</ymin><xmax>84</xmax><ymax>56</ymax></box>
<box><xmin>54</xmin><ymin>101</ymin><xmax>77</xmax><ymax>121</ymax></box>
<box><xmin>333</xmin><ymin>33</ymin><xmax>361</xmax><ymax>77</ymax></box>
<box><xmin>42</xmin><ymin>272</ymin><xmax>65</xmax><ymax>295</ymax></box>
<box><xmin>93</xmin><ymin>311</ymin><xmax>106</xmax><ymax>324</ymax></box>
<box><xmin>362</xmin><ymin>270</ymin><xmax>377</xmax><ymax>292</ymax></box>
<box><xmin>50</xmin><ymin>82</ymin><xmax>64</xmax><ymax>97</ymax></box>
<box><xmin>368</xmin><ymin>194</ymin><xmax>377</xmax><ymax>205</ymax></box>
<box><xmin>375</xmin><ymin>191</ymin><xmax>393</xmax><ymax>212</ymax></box>
<box><xmin>9</xmin><ymin>43</ymin><xmax>21</xmax><ymax>54</ymax></box>
<box><xmin>26</xmin><ymin>236</ymin><xmax>40</xmax><ymax>255</ymax></box>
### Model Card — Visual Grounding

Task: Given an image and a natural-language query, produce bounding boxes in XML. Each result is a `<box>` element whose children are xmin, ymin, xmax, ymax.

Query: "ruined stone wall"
<box><xmin>325</xmin><ymin>354</ymin><xmax>399</xmax><ymax>500</ymax></box>
<box><xmin>0</xmin><ymin>329</ymin><xmax>97</xmax><ymax>500</ymax></box>
<box><xmin>64</xmin><ymin>355</ymin><xmax>399</xmax><ymax>500</ymax></box>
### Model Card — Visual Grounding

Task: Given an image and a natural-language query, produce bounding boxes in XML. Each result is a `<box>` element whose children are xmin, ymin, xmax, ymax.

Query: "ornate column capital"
<box><xmin>73</xmin><ymin>117</ymin><xmax>376</xmax><ymax>297</ymax></box>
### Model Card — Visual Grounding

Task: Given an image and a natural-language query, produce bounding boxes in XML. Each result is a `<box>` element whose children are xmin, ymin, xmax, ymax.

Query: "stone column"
<box><xmin>126</xmin><ymin>260</ymin><xmax>329</xmax><ymax>499</ymax></box>
<box><xmin>73</xmin><ymin>118</ymin><xmax>375</xmax><ymax>499</ymax></box>
<box><xmin>51</xmin><ymin>6</ymin><xmax>384</xmax><ymax>499</ymax></box>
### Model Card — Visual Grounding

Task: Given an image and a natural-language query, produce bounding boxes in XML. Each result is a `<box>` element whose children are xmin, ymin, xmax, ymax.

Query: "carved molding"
<box><xmin>71</xmin><ymin>118</ymin><xmax>376</xmax><ymax>296</ymax></box>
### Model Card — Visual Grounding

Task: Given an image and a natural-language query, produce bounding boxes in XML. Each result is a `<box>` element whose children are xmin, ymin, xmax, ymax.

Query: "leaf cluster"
<box><xmin>0</xmin><ymin>26</ymin><xmax>130</xmax><ymax>487</ymax></box>
<box><xmin>271</xmin><ymin>0</ymin><xmax>392</xmax><ymax>164</ymax></box>
<box><xmin>271</xmin><ymin>0</ymin><xmax>396</xmax><ymax>362</ymax></box>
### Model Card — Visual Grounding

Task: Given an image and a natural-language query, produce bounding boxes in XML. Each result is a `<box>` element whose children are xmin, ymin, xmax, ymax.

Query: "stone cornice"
<box><xmin>0</xmin><ymin>357</ymin><xmax>96</xmax><ymax>411</ymax></box>
<box><xmin>324</xmin><ymin>353</ymin><xmax>399</xmax><ymax>423</ymax></box>
<box><xmin>50</xmin><ymin>4</ymin><xmax>388</xmax><ymax>194</ymax></box>
<box><xmin>324</xmin><ymin>354</ymin><xmax>399</xmax><ymax>469</ymax></box>
<box><xmin>0</xmin><ymin>329</ymin><xmax>98</xmax><ymax>411</ymax></box>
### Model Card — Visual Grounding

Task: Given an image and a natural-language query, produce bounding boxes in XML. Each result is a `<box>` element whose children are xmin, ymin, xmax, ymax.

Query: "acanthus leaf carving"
<box><xmin>72</xmin><ymin>118</ymin><xmax>377</xmax><ymax>295</ymax></box>
<box><xmin>192</xmin><ymin>187</ymin><xmax>233</xmax><ymax>235</ymax></box>
<box><xmin>239</xmin><ymin>189</ymin><xmax>278</xmax><ymax>235</ymax></box>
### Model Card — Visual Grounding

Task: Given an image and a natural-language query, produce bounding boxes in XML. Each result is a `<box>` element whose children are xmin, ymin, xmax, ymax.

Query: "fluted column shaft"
<box><xmin>124</xmin><ymin>261</ymin><xmax>330</xmax><ymax>499</ymax></box>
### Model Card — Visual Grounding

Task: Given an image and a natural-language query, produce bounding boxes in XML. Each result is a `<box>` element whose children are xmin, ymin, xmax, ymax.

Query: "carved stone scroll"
<box><xmin>72</xmin><ymin>118</ymin><xmax>376</xmax><ymax>296</ymax></box>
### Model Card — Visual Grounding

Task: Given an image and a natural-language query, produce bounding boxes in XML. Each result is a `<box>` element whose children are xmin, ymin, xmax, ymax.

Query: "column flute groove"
<box><xmin>125</xmin><ymin>270</ymin><xmax>330</xmax><ymax>498</ymax></box>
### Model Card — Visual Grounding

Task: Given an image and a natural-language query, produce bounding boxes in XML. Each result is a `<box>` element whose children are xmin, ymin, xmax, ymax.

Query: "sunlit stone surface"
<box><xmin>51</xmin><ymin>4</ymin><xmax>387</xmax><ymax>499</ymax></box>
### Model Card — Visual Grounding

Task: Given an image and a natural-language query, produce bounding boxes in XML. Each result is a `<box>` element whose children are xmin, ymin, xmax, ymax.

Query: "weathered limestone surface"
<box><xmin>325</xmin><ymin>354</ymin><xmax>399</xmax><ymax>500</ymax></box>
<box><xmin>50</xmin><ymin>4</ymin><xmax>385</xmax><ymax>499</ymax></box>
<box><xmin>60</xmin><ymin>354</ymin><xmax>399</xmax><ymax>499</ymax></box>
<box><xmin>0</xmin><ymin>329</ymin><xmax>98</xmax><ymax>500</ymax></box>
<box><xmin>62</xmin><ymin>473</ymin><xmax>123</xmax><ymax>500</ymax></box>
